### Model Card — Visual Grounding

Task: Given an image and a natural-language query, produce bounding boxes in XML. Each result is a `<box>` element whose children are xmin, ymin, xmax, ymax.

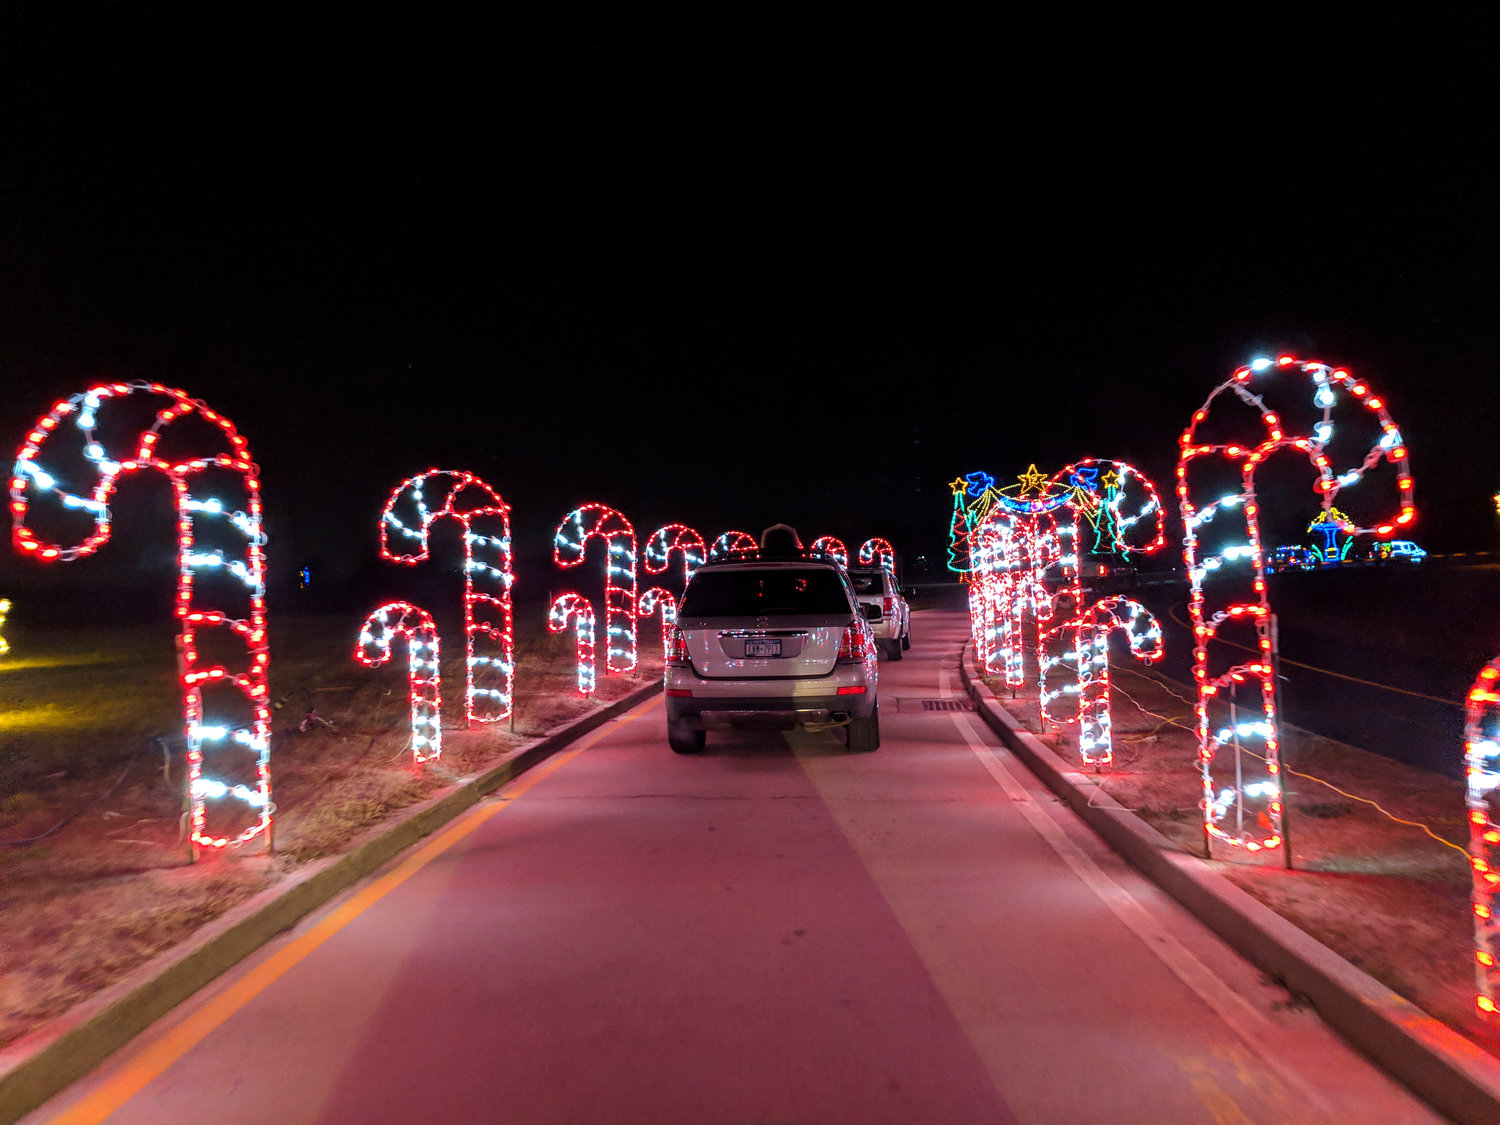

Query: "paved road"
<box><xmin>32</xmin><ymin>611</ymin><xmax>1440</xmax><ymax>1124</ymax></box>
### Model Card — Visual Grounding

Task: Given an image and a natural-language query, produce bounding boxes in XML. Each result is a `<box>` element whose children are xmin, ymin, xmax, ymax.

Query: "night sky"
<box><xmin>0</xmin><ymin>18</ymin><xmax>1495</xmax><ymax>613</ymax></box>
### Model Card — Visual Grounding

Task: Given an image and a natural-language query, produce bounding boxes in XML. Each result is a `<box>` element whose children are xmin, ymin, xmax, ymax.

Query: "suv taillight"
<box><xmin>882</xmin><ymin>596</ymin><xmax>895</xmax><ymax>618</ymax></box>
<box><xmin>837</xmin><ymin>621</ymin><xmax>867</xmax><ymax>663</ymax></box>
<box><xmin>667</xmin><ymin>625</ymin><xmax>691</xmax><ymax>666</ymax></box>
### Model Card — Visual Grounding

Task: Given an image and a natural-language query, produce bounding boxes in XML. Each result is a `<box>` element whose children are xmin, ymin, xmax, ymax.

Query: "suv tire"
<box><xmin>846</xmin><ymin>706</ymin><xmax>880</xmax><ymax>752</ymax></box>
<box><xmin>669</xmin><ymin>720</ymin><xmax>706</xmax><ymax>755</ymax></box>
<box><xmin>883</xmin><ymin>637</ymin><xmax>903</xmax><ymax>661</ymax></box>
<box><xmin>901</xmin><ymin>623</ymin><xmax>911</xmax><ymax>651</ymax></box>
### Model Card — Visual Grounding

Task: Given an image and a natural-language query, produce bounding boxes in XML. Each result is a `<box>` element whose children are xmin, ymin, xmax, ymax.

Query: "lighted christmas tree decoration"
<box><xmin>1466</xmin><ymin>659</ymin><xmax>1500</xmax><ymax>1016</ymax></box>
<box><xmin>709</xmin><ymin>530</ymin><xmax>758</xmax><ymax>560</ymax></box>
<box><xmin>644</xmin><ymin>524</ymin><xmax>706</xmax><ymax>594</ymax></box>
<box><xmin>858</xmin><ymin>537</ymin><xmax>896</xmax><ymax>571</ymax></box>
<box><xmin>554</xmin><ymin>503</ymin><xmax>638</xmax><ymax>673</ymax></box>
<box><xmin>810</xmin><ymin>536</ymin><xmax>848</xmax><ymax>566</ymax></box>
<box><xmin>947</xmin><ymin>472</ymin><xmax>1003</xmax><ymax>578</ymax></box>
<box><xmin>1040</xmin><ymin>596</ymin><xmax>1163</xmax><ymax>766</ymax></box>
<box><xmin>355</xmin><ymin>602</ymin><xmax>443</xmax><ymax>764</ymax></box>
<box><xmin>638</xmin><ymin>586</ymin><xmax>678</xmax><ymax>664</ymax></box>
<box><xmin>380</xmin><ymin>470</ymin><xmax>513</xmax><ymax>724</ymax></box>
<box><xmin>0</xmin><ymin>597</ymin><xmax>9</xmax><ymax>657</ymax></box>
<box><xmin>10</xmin><ymin>382</ymin><xmax>271</xmax><ymax>854</ymax></box>
<box><xmin>549</xmin><ymin>593</ymin><xmax>597</xmax><ymax>696</ymax></box>
<box><xmin>1059</xmin><ymin>459</ymin><xmax>1166</xmax><ymax>557</ymax></box>
<box><xmin>1179</xmin><ymin>356</ymin><xmax>1414</xmax><ymax>853</ymax></box>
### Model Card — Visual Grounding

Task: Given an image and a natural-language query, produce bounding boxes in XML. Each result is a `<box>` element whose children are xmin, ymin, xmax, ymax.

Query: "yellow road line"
<box><xmin>48</xmin><ymin>699</ymin><xmax>659</xmax><ymax>1125</ymax></box>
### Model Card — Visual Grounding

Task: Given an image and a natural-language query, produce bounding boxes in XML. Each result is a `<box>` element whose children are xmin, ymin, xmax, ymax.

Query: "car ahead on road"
<box><xmin>846</xmin><ymin>565</ymin><xmax>911</xmax><ymax>660</ymax></box>
<box><xmin>1371</xmin><ymin>539</ymin><xmax>1427</xmax><ymax>564</ymax></box>
<box><xmin>1080</xmin><ymin>558</ymin><xmax>1136</xmax><ymax>595</ymax></box>
<box><xmin>665</xmin><ymin>554</ymin><xmax>880</xmax><ymax>754</ymax></box>
<box><xmin>1267</xmin><ymin>546</ymin><xmax>1316</xmax><ymax>573</ymax></box>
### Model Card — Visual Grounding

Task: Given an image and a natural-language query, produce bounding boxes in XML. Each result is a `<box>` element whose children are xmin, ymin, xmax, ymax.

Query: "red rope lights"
<box><xmin>1178</xmin><ymin>356</ymin><xmax>1414</xmax><ymax>852</ymax></box>
<box><xmin>10</xmin><ymin>382</ymin><xmax>270</xmax><ymax>854</ymax></box>
<box><xmin>553</xmin><ymin>503</ymin><xmax>638</xmax><ymax>673</ymax></box>
<box><xmin>355</xmin><ymin>602</ymin><xmax>443</xmax><ymax>764</ymax></box>
<box><xmin>379</xmin><ymin>470</ymin><xmax>514</xmax><ymax>724</ymax></box>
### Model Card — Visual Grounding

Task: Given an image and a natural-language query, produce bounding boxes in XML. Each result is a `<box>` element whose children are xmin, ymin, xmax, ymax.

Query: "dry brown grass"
<box><xmin>0</xmin><ymin>613</ymin><xmax>661</xmax><ymax>1049</ymax></box>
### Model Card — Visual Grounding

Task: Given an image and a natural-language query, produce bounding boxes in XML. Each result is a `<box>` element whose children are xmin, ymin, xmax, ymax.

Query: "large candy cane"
<box><xmin>858</xmin><ymin>537</ymin><xmax>895</xmax><ymax>570</ymax></box>
<box><xmin>380</xmin><ymin>470</ymin><xmax>514</xmax><ymax>724</ymax></box>
<box><xmin>554</xmin><ymin>503</ymin><xmax>637</xmax><ymax>673</ymax></box>
<box><xmin>1179</xmin><ymin>356</ymin><xmax>1414</xmax><ymax>852</ymax></box>
<box><xmin>1466</xmin><ymin>659</ymin><xmax>1500</xmax><ymax>1016</ymax></box>
<box><xmin>638</xmin><ymin>587</ymin><xmax>677</xmax><ymax>664</ymax></box>
<box><xmin>644</xmin><ymin>524</ymin><xmax>706</xmax><ymax>593</ymax></box>
<box><xmin>548</xmin><ymin>593</ymin><xmax>597</xmax><ymax>696</ymax></box>
<box><xmin>355</xmin><ymin>602</ymin><xmax>442</xmax><ymax>764</ymax></box>
<box><xmin>1040</xmin><ymin>597</ymin><xmax>1163</xmax><ymax>766</ymax></box>
<box><xmin>709</xmin><ymin>530</ymin><xmax>757</xmax><ymax>560</ymax></box>
<box><xmin>810</xmin><ymin>536</ymin><xmax>848</xmax><ymax>566</ymax></box>
<box><xmin>11</xmin><ymin>382</ymin><xmax>270</xmax><ymax>853</ymax></box>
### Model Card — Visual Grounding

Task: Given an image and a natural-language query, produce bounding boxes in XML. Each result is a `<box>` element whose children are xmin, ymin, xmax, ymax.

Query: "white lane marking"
<box><xmin>939</xmin><ymin>666</ymin><xmax>1332</xmax><ymax>1118</ymax></box>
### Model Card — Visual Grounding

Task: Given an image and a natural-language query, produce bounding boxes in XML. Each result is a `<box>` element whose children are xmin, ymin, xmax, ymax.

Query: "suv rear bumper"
<box><xmin>667</xmin><ymin>692</ymin><xmax>876</xmax><ymax>729</ymax></box>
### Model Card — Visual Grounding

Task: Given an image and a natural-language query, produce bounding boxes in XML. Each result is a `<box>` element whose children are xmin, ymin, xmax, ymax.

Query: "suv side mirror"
<box><xmin>903</xmin><ymin>586</ymin><xmax>918</xmax><ymax>599</ymax></box>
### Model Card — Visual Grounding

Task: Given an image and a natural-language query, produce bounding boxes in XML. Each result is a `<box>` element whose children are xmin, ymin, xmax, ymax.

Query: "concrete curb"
<box><xmin>0</xmin><ymin>679</ymin><xmax>662</xmax><ymax>1123</ymax></box>
<box><xmin>958</xmin><ymin>645</ymin><xmax>1500</xmax><ymax>1124</ymax></box>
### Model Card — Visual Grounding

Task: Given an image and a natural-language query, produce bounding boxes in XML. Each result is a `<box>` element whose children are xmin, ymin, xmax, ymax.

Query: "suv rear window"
<box><xmin>848</xmin><ymin>570</ymin><xmax>886</xmax><ymax>596</ymax></box>
<box><xmin>680</xmin><ymin>568</ymin><xmax>852</xmax><ymax>617</ymax></box>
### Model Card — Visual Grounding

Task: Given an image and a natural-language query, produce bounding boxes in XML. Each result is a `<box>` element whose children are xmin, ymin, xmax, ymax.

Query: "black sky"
<box><xmin>0</xmin><ymin>18</ymin><xmax>1495</xmax><ymax>607</ymax></box>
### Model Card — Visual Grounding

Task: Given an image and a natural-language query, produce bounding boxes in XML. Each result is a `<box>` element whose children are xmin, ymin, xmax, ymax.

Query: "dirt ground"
<box><xmin>982</xmin><ymin>656</ymin><xmax>1500</xmax><ymax>1058</ymax></box>
<box><xmin>0</xmin><ymin>613</ymin><xmax>662</xmax><ymax>1049</ymax></box>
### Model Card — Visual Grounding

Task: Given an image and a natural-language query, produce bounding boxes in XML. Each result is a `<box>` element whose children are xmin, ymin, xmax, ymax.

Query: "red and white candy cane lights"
<box><xmin>810</xmin><ymin>536</ymin><xmax>848</xmax><ymax>566</ymax></box>
<box><xmin>1466</xmin><ymin>659</ymin><xmax>1500</xmax><ymax>1016</ymax></box>
<box><xmin>554</xmin><ymin>503</ymin><xmax>638</xmax><ymax>673</ymax></box>
<box><xmin>709</xmin><ymin>530</ymin><xmax>757</xmax><ymax>560</ymax></box>
<box><xmin>644</xmin><ymin>523</ymin><xmax>706</xmax><ymax>593</ymax></box>
<box><xmin>356</xmin><ymin>602</ymin><xmax>443</xmax><ymax>764</ymax></box>
<box><xmin>1040</xmin><ymin>596</ymin><xmax>1163</xmax><ymax>766</ymax></box>
<box><xmin>638</xmin><ymin>586</ymin><xmax>678</xmax><ymax>664</ymax></box>
<box><xmin>858</xmin><ymin>537</ymin><xmax>895</xmax><ymax>570</ymax></box>
<box><xmin>380</xmin><ymin>470</ymin><xmax>514</xmax><ymax>724</ymax></box>
<box><xmin>1178</xmin><ymin>356</ymin><xmax>1414</xmax><ymax>852</ymax></box>
<box><xmin>549</xmin><ymin>593</ymin><xmax>597</xmax><ymax>696</ymax></box>
<box><xmin>11</xmin><ymin>382</ymin><xmax>271</xmax><ymax>853</ymax></box>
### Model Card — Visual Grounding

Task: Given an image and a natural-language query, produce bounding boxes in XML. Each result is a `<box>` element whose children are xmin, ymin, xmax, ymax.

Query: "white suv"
<box><xmin>665</xmin><ymin>555</ymin><xmax>880</xmax><ymax>753</ymax></box>
<box><xmin>847</xmin><ymin>566</ymin><xmax>911</xmax><ymax>660</ymax></box>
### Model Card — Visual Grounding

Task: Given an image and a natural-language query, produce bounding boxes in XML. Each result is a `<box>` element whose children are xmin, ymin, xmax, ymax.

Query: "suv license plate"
<box><xmin>745</xmin><ymin>639</ymin><xmax>781</xmax><ymax>658</ymax></box>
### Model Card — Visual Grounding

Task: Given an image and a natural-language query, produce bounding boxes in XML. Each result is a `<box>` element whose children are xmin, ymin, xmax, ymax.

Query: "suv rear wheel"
<box><xmin>669</xmin><ymin>720</ymin><xmax>706</xmax><ymax>755</ymax></box>
<box><xmin>846</xmin><ymin>706</ymin><xmax>880</xmax><ymax>752</ymax></box>
<box><xmin>883</xmin><ymin>637</ymin><xmax>903</xmax><ymax>661</ymax></box>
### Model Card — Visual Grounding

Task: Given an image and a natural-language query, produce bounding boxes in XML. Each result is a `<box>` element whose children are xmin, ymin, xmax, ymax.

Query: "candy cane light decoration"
<box><xmin>1179</xmin><ymin>356</ymin><xmax>1413</xmax><ymax>852</ymax></box>
<box><xmin>858</xmin><ymin>537</ymin><xmax>896</xmax><ymax>571</ymax></box>
<box><xmin>709</xmin><ymin>530</ymin><xmax>758</xmax><ymax>561</ymax></box>
<box><xmin>1466</xmin><ymin>658</ymin><xmax>1500</xmax><ymax>1016</ymax></box>
<box><xmin>638</xmin><ymin>586</ymin><xmax>677</xmax><ymax>664</ymax></box>
<box><xmin>11</xmin><ymin>382</ymin><xmax>270</xmax><ymax>853</ymax></box>
<box><xmin>549</xmin><ymin>593</ymin><xmax>597</xmax><ymax>696</ymax></box>
<box><xmin>380</xmin><ymin>469</ymin><xmax>514</xmax><ymax>724</ymax></box>
<box><xmin>356</xmin><ymin>602</ymin><xmax>442</xmax><ymax>764</ymax></box>
<box><xmin>811</xmin><ymin>536</ymin><xmax>848</xmax><ymax>566</ymax></box>
<box><xmin>1040</xmin><ymin>596</ymin><xmax>1163</xmax><ymax>766</ymax></box>
<box><xmin>554</xmin><ymin>503</ymin><xmax>638</xmax><ymax>673</ymax></box>
<box><xmin>644</xmin><ymin>523</ymin><xmax>706</xmax><ymax>594</ymax></box>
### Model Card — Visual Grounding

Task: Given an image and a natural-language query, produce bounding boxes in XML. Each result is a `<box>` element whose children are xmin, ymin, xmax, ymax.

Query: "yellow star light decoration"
<box><xmin>1100</xmin><ymin>469</ymin><xmax>1120</xmax><ymax>491</ymax></box>
<box><xmin>949</xmin><ymin>476</ymin><xmax>969</xmax><ymax>496</ymax></box>
<box><xmin>1017</xmin><ymin>464</ymin><xmax>1049</xmax><ymax>495</ymax></box>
